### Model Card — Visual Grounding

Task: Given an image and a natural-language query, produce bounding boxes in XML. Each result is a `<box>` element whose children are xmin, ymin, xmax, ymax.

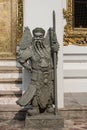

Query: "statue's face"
<box><xmin>34</xmin><ymin>32</ymin><xmax>44</xmax><ymax>41</ymax></box>
<box><xmin>33</xmin><ymin>31</ymin><xmax>45</xmax><ymax>49</ymax></box>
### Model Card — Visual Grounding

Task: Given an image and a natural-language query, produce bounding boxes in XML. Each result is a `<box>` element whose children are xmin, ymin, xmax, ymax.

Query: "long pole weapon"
<box><xmin>52</xmin><ymin>10</ymin><xmax>58</xmax><ymax>115</ymax></box>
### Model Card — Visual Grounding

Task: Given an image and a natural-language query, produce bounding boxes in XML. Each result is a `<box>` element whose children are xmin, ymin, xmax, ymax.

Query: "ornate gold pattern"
<box><xmin>17</xmin><ymin>0</ymin><xmax>23</xmax><ymax>42</ymax></box>
<box><xmin>0</xmin><ymin>0</ymin><xmax>23</xmax><ymax>59</ymax></box>
<box><xmin>63</xmin><ymin>0</ymin><xmax>87</xmax><ymax>46</ymax></box>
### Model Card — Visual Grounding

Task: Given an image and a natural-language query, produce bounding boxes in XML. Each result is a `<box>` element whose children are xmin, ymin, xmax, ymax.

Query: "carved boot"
<box><xmin>46</xmin><ymin>105</ymin><xmax>54</xmax><ymax>113</ymax></box>
<box><xmin>27</xmin><ymin>107</ymin><xmax>39</xmax><ymax>116</ymax></box>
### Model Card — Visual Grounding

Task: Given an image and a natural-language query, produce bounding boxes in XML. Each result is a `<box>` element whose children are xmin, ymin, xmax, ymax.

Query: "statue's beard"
<box><xmin>34</xmin><ymin>39</ymin><xmax>45</xmax><ymax>49</ymax></box>
<box><xmin>33</xmin><ymin>39</ymin><xmax>47</xmax><ymax>57</ymax></box>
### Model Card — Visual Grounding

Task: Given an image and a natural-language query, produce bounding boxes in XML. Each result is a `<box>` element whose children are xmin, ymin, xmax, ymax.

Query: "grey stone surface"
<box><xmin>64</xmin><ymin>93</ymin><xmax>87</xmax><ymax>109</ymax></box>
<box><xmin>16</xmin><ymin>27</ymin><xmax>59</xmax><ymax>115</ymax></box>
<box><xmin>25</xmin><ymin>113</ymin><xmax>64</xmax><ymax>129</ymax></box>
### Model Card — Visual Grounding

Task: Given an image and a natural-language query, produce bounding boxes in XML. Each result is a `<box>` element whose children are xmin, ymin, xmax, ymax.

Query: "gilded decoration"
<box><xmin>17</xmin><ymin>0</ymin><xmax>23</xmax><ymax>42</ymax></box>
<box><xmin>63</xmin><ymin>0</ymin><xmax>87</xmax><ymax>46</ymax></box>
<box><xmin>0</xmin><ymin>0</ymin><xmax>23</xmax><ymax>59</ymax></box>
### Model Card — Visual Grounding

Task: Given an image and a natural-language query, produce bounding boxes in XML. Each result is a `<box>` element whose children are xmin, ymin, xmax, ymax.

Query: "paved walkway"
<box><xmin>0</xmin><ymin>93</ymin><xmax>87</xmax><ymax>130</ymax></box>
<box><xmin>0</xmin><ymin>118</ymin><xmax>87</xmax><ymax>130</ymax></box>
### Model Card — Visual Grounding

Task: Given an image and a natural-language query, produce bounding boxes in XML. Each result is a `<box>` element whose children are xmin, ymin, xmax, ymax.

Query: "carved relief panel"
<box><xmin>0</xmin><ymin>0</ymin><xmax>23</xmax><ymax>59</ymax></box>
<box><xmin>63</xmin><ymin>0</ymin><xmax>87</xmax><ymax>46</ymax></box>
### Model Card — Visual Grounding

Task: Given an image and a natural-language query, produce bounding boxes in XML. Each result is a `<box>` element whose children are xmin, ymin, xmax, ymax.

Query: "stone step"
<box><xmin>0</xmin><ymin>91</ymin><xmax>22</xmax><ymax>107</ymax></box>
<box><xmin>0</xmin><ymin>78</ymin><xmax>22</xmax><ymax>84</ymax></box>
<box><xmin>0</xmin><ymin>97</ymin><xmax>19</xmax><ymax>105</ymax></box>
<box><xmin>0</xmin><ymin>90</ymin><xmax>22</xmax><ymax>95</ymax></box>
<box><xmin>0</xmin><ymin>60</ymin><xmax>21</xmax><ymax>67</ymax></box>
<box><xmin>0</xmin><ymin>66</ymin><xmax>22</xmax><ymax>79</ymax></box>
<box><xmin>0</xmin><ymin>66</ymin><xmax>22</xmax><ymax>73</ymax></box>
<box><xmin>0</xmin><ymin>65</ymin><xmax>22</xmax><ymax>94</ymax></box>
<box><xmin>0</xmin><ymin>83</ymin><xmax>22</xmax><ymax>91</ymax></box>
<box><xmin>0</xmin><ymin>79</ymin><xmax>22</xmax><ymax>97</ymax></box>
<box><xmin>0</xmin><ymin>104</ymin><xmax>26</xmax><ymax>120</ymax></box>
<box><xmin>0</xmin><ymin>105</ymin><xmax>23</xmax><ymax>112</ymax></box>
<box><xmin>0</xmin><ymin>73</ymin><xmax>22</xmax><ymax>78</ymax></box>
<box><xmin>0</xmin><ymin>63</ymin><xmax>23</xmax><ymax>108</ymax></box>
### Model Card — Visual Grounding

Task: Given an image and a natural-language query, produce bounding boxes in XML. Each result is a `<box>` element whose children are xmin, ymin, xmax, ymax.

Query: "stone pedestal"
<box><xmin>25</xmin><ymin>113</ymin><xmax>64</xmax><ymax>129</ymax></box>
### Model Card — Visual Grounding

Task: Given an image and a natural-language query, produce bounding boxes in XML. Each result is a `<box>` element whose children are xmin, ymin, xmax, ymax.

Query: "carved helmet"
<box><xmin>32</xmin><ymin>28</ymin><xmax>45</xmax><ymax>37</ymax></box>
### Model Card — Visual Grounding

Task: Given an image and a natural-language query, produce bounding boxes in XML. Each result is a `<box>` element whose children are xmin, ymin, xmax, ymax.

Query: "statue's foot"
<box><xmin>46</xmin><ymin>107</ymin><xmax>54</xmax><ymax>113</ymax></box>
<box><xmin>27</xmin><ymin>107</ymin><xmax>39</xmax><ymax>116</ymax></box>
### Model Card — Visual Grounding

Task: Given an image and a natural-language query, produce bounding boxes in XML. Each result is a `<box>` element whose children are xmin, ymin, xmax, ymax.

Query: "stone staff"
<box><xmin>52</xmin><ymin>10</ymin><xmax>58</xmax><ymax>115</ymax></box>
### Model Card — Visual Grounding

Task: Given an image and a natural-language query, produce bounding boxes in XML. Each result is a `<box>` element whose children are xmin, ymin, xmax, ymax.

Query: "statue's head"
<box><xmin>32</xmin><ymin>28</ymin><xmax>45</xmax><ymax>38</ymax></box>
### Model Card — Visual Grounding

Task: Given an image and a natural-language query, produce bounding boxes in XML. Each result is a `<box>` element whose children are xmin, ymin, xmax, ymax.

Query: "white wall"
<box><xmin>63</xmin><ymin>0</ymin><xmax>87</xmax><ymax>92</ymax></box>
<box><xmin>23</xmin><ymin>0</ymin><xmax>64</xmax><ymax>108</ymax></box>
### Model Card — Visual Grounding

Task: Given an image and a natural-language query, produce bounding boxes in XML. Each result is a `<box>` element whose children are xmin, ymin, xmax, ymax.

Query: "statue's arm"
<box><xmin>48</xmin><ymin>28</ymin><xmax>59</xmax><ymax>64</ymax></box>
<box><xmin>16</xmin><ymin>27</ymin><xmax>33</xmax><ymax>71</ymax></box>
<box><xmin>17</xmin><ymin>47</ymin><xmax>32</xmax><ymax>71</ymax></box>
<box><xmin>20</xmin><ymin>61</ymin><xmax>32</xmax><ymax>71</ymax></box>
<box><xmin>49</xmin><ymin>28</ymin><xmax>59</xmax><ymax>53</ymax></box>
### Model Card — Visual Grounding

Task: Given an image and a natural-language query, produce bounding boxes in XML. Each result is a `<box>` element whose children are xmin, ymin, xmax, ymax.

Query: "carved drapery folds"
<box><xmin>63</xmin><ymin>0</ymin><xmax>87</xmax><ymax>46</ymax></box>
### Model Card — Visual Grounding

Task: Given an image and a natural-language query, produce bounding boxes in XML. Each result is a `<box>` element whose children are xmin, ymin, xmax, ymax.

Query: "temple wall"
<box><xmin>63</xmin><ymin>0</ymin><xmax>87</xmax><ymax>92</ymax></box>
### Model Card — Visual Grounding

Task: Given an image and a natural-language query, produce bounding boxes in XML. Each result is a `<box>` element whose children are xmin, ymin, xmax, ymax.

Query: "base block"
<box><xmin>25</xmin><ymin>113</ymin><xmax>64</xmax><ymax>129</ymax></box>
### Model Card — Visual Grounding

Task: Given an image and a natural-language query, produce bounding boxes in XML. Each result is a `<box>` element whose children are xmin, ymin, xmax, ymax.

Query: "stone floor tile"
<box><xmin>64</xmin><ymin>119</ymin><xmax>74</xmax><ymax>128</ymax></box>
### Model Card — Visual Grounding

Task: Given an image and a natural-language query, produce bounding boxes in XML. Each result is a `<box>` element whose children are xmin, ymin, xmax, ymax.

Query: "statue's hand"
<box><xmin>51</xmin><ymin>43</ymin><xmax>59</xmax><ymax>52</ymax></box>
<box><xmin>21</xmin><ymin>62</ymin><xmax>32</xmax><ymax>72</ymax></box>
<box><xmin>26</xmin><ymin>65</ymin><xmax>32</xmax><ymax>72</ymax></box>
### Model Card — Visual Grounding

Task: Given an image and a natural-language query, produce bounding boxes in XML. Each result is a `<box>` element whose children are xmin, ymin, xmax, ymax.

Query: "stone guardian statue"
<box><xmin>16</xmin><ymin>15</ymin><xmax>59</xmax><ymax>116</ymax></box>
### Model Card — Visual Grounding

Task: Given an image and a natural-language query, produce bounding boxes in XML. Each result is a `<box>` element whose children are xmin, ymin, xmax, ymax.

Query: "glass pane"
<box><xmin>74</xmin><ymin>0</ymin><xmax>87</xmax><ymax>28</ymax></box>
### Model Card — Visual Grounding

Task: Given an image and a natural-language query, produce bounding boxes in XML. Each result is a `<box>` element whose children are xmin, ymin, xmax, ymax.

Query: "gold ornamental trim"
<box><xmin>63</xmin><ymin>0</ymin><xmax>87</xmax><ymax>46</ymax></box>
<box><xmin>17</xmin><ymin>0</ymin><xmax>23</xmax><ymax>42</ymax></box>
<box><xmin>0</xmin><ymin>0</ymin><xmax>23</xmax><ymax>59</ymax></box>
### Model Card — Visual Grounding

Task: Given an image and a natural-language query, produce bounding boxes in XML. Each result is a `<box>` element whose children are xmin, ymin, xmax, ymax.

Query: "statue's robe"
<box><xmin>16</xmin><ymin>27</ymin><xmax>56</xmax><ymax>109</ymax></box>
<box><xmin>16</xmin><ymin>40</ymin><xmax>54</xmax><ymax>109</ymax></box>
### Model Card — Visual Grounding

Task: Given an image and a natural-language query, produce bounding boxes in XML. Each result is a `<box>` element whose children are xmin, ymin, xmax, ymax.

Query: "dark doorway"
<box><xmin>74</xmin><ymin>0</ymin><xmax>87</xmax><ymax>28</ymax></box>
